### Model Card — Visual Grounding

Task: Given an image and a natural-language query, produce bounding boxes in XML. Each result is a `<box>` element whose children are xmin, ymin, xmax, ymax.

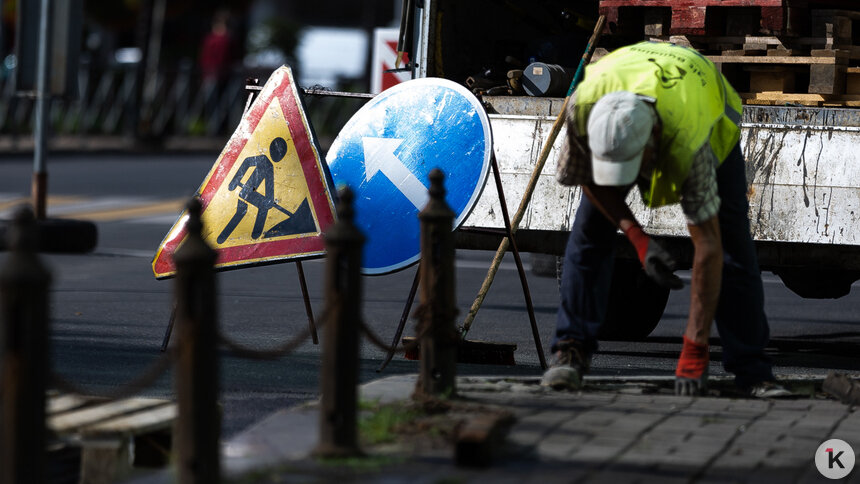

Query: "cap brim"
<box><xmin>591</xmin><ymin>152</ymin><xmax>642</xmax><ymax>186</ymax></box>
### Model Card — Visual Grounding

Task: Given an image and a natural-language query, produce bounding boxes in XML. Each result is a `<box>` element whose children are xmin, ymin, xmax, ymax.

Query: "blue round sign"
<box><xmin>326</xmin><ymin>78</ymin><xmax>492</xmax><ymax>275</ymax></box>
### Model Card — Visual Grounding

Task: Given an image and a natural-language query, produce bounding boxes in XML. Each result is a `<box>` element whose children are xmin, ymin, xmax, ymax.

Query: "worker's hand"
<box><xmin>624</xmin><ymin>224</ymin><xmax>683</xmax><ymax>290</ymax></box>
<box><xmin>675</xmin><ymin>376</ymin><xmax>707</xmax><ymax>396</ymax></box>
<box><xmin>643</xmin><ymin>241</ymin><xmax>683</xmax><ymax>290</ymax></box>
<box><xmin>675</xmin><ymin>335</ymin><xmax>708</xmax><ymax>395</ymax></box>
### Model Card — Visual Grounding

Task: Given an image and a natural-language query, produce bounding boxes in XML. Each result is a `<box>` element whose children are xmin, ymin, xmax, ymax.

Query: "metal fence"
<box><xmin>0</xmin><ymin>61</ymin><xmax>368</xmax><ymax>142</ymax></box>
<box><xmin>0</xmin><ymin>174</ymin><xmax>458</xmax><ymax>483</ymax></box>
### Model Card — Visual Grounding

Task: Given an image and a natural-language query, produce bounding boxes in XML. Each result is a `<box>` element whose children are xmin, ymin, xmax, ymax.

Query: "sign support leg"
<box><xmin>376</xmin><ymin>268</ymin><xmax>420</xmax><ymax>372</ymax></box>
<box><xmin>479</xmin><ymin>154</ymin><xmax>548</xmax><ymax>369</ymax></box>
<box><xmin>296</xmin><ymin>261</ymin><xmax>319</xmax><ymax>344</ymax></box>
<box><xmin>160</xmin><ymin>303</ymin><xmax>176</xmax><ymax>352</ymax></box>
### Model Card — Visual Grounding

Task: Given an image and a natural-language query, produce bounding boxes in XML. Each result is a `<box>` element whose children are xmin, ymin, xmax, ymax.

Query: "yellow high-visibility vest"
<box><xmin>574</xmin><ymin>42</ymin><xmax>742</xmax><ymax>207</ymax></box>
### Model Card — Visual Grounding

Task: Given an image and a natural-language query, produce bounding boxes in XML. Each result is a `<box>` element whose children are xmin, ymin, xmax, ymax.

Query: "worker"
<box><xmin>542</xmin><ymin>41</ymin><xmax>788</xmax><ymax>397</ymax></box>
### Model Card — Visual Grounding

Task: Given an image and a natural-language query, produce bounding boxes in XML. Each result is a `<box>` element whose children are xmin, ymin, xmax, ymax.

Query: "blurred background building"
<box><xmin>0</xmin><ymin>0</ymin><xmax>400</xmax><ymax>147</ymax></box>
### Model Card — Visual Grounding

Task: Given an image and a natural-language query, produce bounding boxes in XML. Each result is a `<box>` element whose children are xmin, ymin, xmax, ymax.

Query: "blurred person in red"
<box><xmin>199</xmin><ymin>9</ymin><xmax>235</xmax><ymax>82</ymax></box>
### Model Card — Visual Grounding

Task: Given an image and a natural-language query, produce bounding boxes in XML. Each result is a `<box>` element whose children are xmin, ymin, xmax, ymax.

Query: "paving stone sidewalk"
<box><xmin>210</xmin><ymin>374</ymin><xmax>859</xmax><ymax>484</ymax></box>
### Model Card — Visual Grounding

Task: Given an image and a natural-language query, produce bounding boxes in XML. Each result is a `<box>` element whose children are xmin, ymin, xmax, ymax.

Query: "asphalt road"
<box><xmin>1</xmin><ymin>152</ymin><xmax>859</xmax><ymax>437</ymax></box>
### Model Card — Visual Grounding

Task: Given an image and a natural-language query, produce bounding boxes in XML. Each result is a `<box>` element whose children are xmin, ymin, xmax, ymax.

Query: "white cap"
<box><xmin>587</xmin><ymin>91</ymin><xmax>656</xmax><ymax>186</ymax></box>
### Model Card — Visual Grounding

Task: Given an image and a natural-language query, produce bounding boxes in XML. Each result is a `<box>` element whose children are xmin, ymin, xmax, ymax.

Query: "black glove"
<box><xmin>643</xmin><ymin>240</ymin><xmax>683</xmax><ymax>290</ymax></box>
<box><xmin>625</xmin><ymin>224</ymin><xmax>683</xmax><ymax>290</ymax></box>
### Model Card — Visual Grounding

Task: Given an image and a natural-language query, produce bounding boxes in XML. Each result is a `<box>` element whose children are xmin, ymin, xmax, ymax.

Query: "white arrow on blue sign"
<box><xmin>326</xmin><ymin>77</ymin><xmax>493</xmax><ymax>275</ymax></box>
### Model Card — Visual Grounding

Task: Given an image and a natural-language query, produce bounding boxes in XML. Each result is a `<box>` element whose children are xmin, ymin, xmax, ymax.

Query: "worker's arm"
<box><xmin>228</xmin><ymin>157</ymin><xmax>254</xmax><ymax>190</ymax></box>
<box><xmin>582</xmin><ymin>184</ymin><xmax>637</xmax><ymax>232</ymax></box>
<box><xmin>685</xmin><ymin>216</ymin><xmax>723</xmax><ymax>344</ymax></box>
<box><xmin>583</xmin><ymin>184</ymin><xmax>682</xmax><ymax>289</ymax></box>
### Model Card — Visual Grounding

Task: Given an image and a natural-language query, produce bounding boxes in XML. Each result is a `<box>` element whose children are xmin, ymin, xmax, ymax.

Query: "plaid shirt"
<box><xmin>556</xmin><ymin>96</ymin><xmax>721</xmax><ymax>226</ymax></box>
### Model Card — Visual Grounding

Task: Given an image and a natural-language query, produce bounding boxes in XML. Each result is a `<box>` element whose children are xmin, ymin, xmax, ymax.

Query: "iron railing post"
<box><xmin>314</xmin><ymin>186</ymin><xmax>365</xmax><ymax>458</ymax></box>
<box><xmin>172</xmin><ymin>198</ymin><xmax>220</xmax><ymax>484</ymax></box>
<box><xmin>0</xmin><ymin>206</ymin><xmax>51</xmax><ymax>484</ymax></box>
<box><xmin>414</xmin><ymin>168</ymin><xmax>458</xmax><ymax>399</ymax></box>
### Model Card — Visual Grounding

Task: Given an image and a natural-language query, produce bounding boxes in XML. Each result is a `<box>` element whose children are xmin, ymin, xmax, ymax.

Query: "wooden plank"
<box><xmin>766</xmin><ymin>48</ymin><xmax>801</xmax><ymax>57</ymax></box>
<box><xmin>599</xmin><ymin>1</ymin><xmax>786</xmax><ymax>7</ymax></box>
<box><xmin>742</xmin><ymin>92</ymin><xmax>832</xmax><ymax>101</ymax></box>
<box><xmin>644</xmin><ymin>8</ymin><xmax>670</xmax><ymax>36</ymax></box>
<box><xmin>82</xmin><ymin>403</ymin><xmax>176</xmax><ymax>437</ymax></box>
<box><xmin>671</xmin><ymin>5</ymin><xmax>707</xmax><ymax>35</ymax></box>
<box><xmin>740</xmin><ymin>92</ymin><xmax>860</xmax><ymax>106</ymax></box>
<box><xmin>810</xmin><ymin>63</ymin><xmax>847</xmax><ymax>94</ymax></box>
<box><xmin>811</xmin><ymin>9</ymin><xmax>860</xmax><ymax>22</ymax></box>
<box><xmin>708</xmin><ymin>55</ymin><xmax>838</xmax><ymax>64</ymax></box>
<box><xmin>845</xmin><ymin>67</ymin><xmax>860</xmax><ymax>94</ymax></box>
<box><xmin>723</xmin><ymin>49</ymin><xmax>760</xmax><ymax>56</ymax></box>
<box><xmin>47</xmin><ymin>394</ymin><xmax>93</xmax><ymax>415</ymax></box>
<box><xmin>48</xmin><ymin>398</ymin><xmax>167</xmax><ymax>434</ymax></box>
<box><xmin>810</xmin><ymin>48</ymin><xmax>851</xmax><ymax>59</ymax></box>
<box><xmin>748</xmin><ymin>68</ymin><xmax>797</xmax><ymax>93</ymax></box>
<box><xmin>599</xmin><ymin>0</ymin><xmax>798</xmax><ymax>36</ymax></box>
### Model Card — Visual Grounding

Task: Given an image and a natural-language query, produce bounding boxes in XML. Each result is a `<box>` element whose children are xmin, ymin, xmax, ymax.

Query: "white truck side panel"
<box><xmin>463</xmin><ymin>112</ymin><xmax>860</xmax><ymax>247</ymax></box>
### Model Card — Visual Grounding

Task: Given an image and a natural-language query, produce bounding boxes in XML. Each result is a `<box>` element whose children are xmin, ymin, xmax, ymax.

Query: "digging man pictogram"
<box><xmin>217</xmin><ymin>137</ymin><xmax>292</xmax><ymax>244</ymax></box>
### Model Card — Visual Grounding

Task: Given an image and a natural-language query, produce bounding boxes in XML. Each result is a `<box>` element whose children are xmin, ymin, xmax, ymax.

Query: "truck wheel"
<box><xmin>556</xmin><ymin>258</ymin><xmax>669</xmax><ymax>341</ymax></box>
<box><xmin>598</xmin><ymin>259</ymin><xmax>669</xmax><ymax>341</ymax></box>
<box><xmin>530</xmin><ymin>253</ymin><xmax>559</xmax><ymax>277</ymax></box>
<box><xmin>774</xmin><ymin>268</ymin><xmax>860</xmax><ymax>299</ymax></box>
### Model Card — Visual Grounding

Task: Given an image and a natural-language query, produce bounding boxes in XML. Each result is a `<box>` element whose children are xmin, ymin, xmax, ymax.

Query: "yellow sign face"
<box><xmin>204</xmin><ymin>99</ymin><xmax>320</xmax><ymax>249</ymax></box>
<box><xmin>152</xmin><ymin>66</ymin><xmax>336</xmax><ymax>279</ymax></box>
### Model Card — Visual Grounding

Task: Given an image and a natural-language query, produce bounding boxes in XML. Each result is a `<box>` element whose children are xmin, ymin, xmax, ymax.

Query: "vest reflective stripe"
<box><xmin>574</xmin><ymin>42</ymin><xmax>742</xmax><ymax>207</ymax></box>
<box><xmin>721</xmin><ymin>76</ymin><xmax>743</xmax><ymax>125</ymax></box>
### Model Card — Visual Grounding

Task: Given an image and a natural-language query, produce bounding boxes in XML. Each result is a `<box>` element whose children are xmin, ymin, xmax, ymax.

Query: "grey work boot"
<box><xmin>540</xmin><ymin>341</ymin><xmax>590</xmax><ymax>391</ymax></box>
<box><xmin>745</xmin><ymin>380</ymin><xmax>792</xmax><ymax>398</ymax></box>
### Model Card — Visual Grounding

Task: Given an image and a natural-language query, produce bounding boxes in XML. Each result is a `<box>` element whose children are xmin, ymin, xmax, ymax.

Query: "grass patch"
<box><xmin>318</xmin><ymin>454</ymin><xmax>404</xmax><ymax>471</ymax></box>
<box><xmin>358</xmin><ymin>401</ymin><xmax>421</xmax><ymax>445</ymax></box>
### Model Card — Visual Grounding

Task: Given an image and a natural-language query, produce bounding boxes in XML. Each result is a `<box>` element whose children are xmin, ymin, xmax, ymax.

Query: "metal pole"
<box><xmin>129</xmin><ymin>0</ymin><xmax>154</xmax><ymax>140</ymax></box>
<box><xmin>0</xmin><ymin>0</ymin><xmax>5</xmax><ymax>62</ymax></box>
<box><xmin>314</xmin><ymin>186</ymin><xmax>365</xmax><ymax>458</ymax></box>
<box><xmin>32</xmin><ymin>0</ymin><xmax>52</xmax><ymax>219</ymax></box>
<box><xmin>173</xmin><ymin>198</ymin><xmax>220</xmax><ymax>484</ymax></box>
<box><xmin>376</xmin><ymin>268</ymin><xmax>419</xmax><ymax>372</ymax></box>
<box><xmin>140</xmin><ymin>0</ymin><xmax>166</xmax><ymax>136</ymax></box>
<box><xmin>295</xmin><ymin>261</ymin><xmax>319</xmax><ymax>344</ymax></box>
<box><xmin>414</xmin><ymin>168</ymin><xmax>458</xmax><ymax>399</ymax></box>
<box><xmin>1</xmin><ymin>207</ymin><xmax>51</xmax><ymax>484</ymax></box>
<box><xmin>490</xmin><ymin>155</ymin><xmax>546</xmax><ymax>369</ymax></box>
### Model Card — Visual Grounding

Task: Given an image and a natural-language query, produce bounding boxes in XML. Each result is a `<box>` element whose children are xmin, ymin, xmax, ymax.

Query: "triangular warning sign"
<box><xmin>152</xmin><ymin>66</ymin><xmax>336</xmax><ymax>279</ymax></box>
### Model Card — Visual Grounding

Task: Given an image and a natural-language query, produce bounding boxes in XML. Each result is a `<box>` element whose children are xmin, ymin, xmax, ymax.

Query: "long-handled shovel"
<box><xmin>460</xmin><ymin>15</ymin><xmax>607</xmax><ymax>339</ymax></box>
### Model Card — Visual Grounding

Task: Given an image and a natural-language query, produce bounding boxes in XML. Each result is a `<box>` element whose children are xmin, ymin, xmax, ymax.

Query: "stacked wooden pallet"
<box><xmin>46</xmin><ymin>393</ymin><xmax>177</xmax><ymax>484</ymax></box>
<box><xmin>599</xmin><ymin>0</ymin><xmax>860</xmax><ymax>106</ymax></box>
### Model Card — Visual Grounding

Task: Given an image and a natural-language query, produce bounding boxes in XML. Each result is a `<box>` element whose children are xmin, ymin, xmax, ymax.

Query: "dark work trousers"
<box><xmin>553</xmin><ymin>143</ymin><xmax>775</xmax><ymax>388</ymax></box>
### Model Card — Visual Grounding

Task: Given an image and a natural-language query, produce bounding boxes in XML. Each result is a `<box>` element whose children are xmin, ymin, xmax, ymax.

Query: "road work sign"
<box><xmin>326</xmin><ymin>77</ymin><xmax>492</xmax><ymax>275</ymax></box>
<box><xmin>152</xmin><ymin>66</ymin><xmax>336</xmax><ymax>279</ymax></box>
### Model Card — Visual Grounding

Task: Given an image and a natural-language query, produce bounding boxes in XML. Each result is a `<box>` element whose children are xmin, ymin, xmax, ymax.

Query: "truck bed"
<box><xmin>460</xmin><ymin>96</ymin><xmax>860</xmax><ymax>272</ymax></box>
